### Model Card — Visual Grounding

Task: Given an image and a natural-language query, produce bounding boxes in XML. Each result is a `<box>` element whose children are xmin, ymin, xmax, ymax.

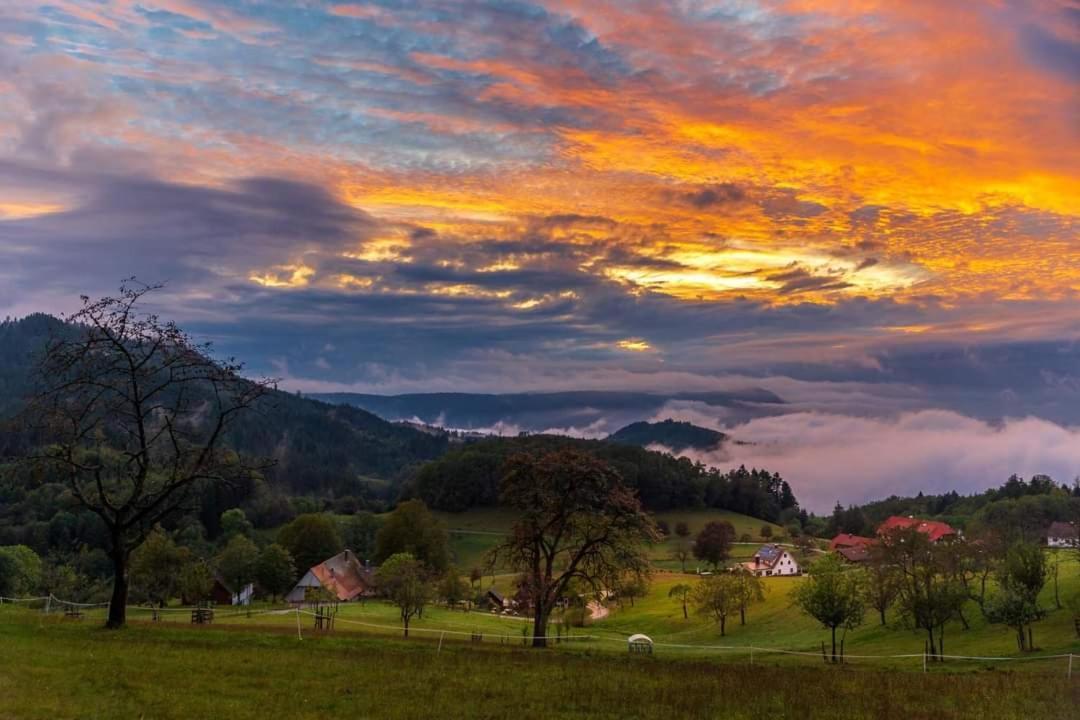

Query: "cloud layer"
<box><xmin>666</xmin><ymin>410</ymin><xmax>1080</xmax><ymax>512</ymax></box>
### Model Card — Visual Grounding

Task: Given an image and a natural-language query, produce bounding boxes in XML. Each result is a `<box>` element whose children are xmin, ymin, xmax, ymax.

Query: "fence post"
<box><xmin>922</xmin><ymin>651</ymin><xmax>927</xmax><ymax>673</ymax></box>
<box><xmin>295</xmin><ymin>607</ymin><xmax>303</xmax><ymax>641</ymax></box>
<box><xmin>438</xmin><ymin>631</ymin><xmax>445</xmax><ymax>654</ymax></box>
<box><xmin>750</xmin><ymin>647</ymin><xmax>754</xmax><ymax>665</ymax></box>
<box><xmin>1068</xmin><ymin>654</ymin><xmax>1073</xmax><ymax>679</ymax></box>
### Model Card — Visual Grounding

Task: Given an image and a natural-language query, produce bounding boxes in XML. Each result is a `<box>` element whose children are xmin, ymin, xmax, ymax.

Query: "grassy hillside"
<box><xmin>602</xmin><ymin>550</ymin><xmax>1080</xmax><ymax>663</ymax></box>
<box><xmin>1</xmin><ymin>607</ymin><xmax>1075</xmax><ymax>719</ymax></box>
<box><xmin>432</xmin><ymin>508</ymin><xmax>787</xmax><ymax>573</ymax></box>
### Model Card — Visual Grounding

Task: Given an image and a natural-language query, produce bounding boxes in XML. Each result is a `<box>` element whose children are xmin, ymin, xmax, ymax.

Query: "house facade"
<box><xmin>742</xmin><ymin>544</ymin><xmax>800</xmax><ymax>577</ymax></box>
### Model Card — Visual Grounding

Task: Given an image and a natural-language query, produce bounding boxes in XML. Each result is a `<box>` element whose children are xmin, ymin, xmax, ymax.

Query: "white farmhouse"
<box><xmin>1047</xmin><ymin>522</ymin><xmax>1078</xmax><ymax>548</ymax></box>
<box><xmin>742</xmin><ymin>544</ymin><xmax>800</xmax><ymax>577</ymax></box>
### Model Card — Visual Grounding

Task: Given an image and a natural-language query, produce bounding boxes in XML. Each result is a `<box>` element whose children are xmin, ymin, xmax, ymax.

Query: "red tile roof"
<box><xmin>829</xmin><ymin>533</ymin><xmax>875</xmax><ymax>550</ymax></box>
<box><xmin>309</xmin><ymin>550</ymin><xmax>373</xmax><ymax>602</ymax></box>
<box><xmin>877</xmin><ymin>516</ymin><xmax>956</xmax><ymax>542</ymax></box>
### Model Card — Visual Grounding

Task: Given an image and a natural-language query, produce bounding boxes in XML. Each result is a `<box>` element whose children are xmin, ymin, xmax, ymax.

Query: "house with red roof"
<box><xmin>877</xmin><ymin>516</ymin><xmax>957</xmax><ymax>543</ymax></box>
<box><xmin>286</xmin><ymin>549</ymin><xmax>375</xmax><ymax>604</ymax></box>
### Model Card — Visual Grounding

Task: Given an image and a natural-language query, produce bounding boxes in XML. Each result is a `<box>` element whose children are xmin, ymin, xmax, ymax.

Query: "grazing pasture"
<box><xmin>0</xmin><ymin>609</ymin><xmax>1076</xmax><ymax>720</ymax></box>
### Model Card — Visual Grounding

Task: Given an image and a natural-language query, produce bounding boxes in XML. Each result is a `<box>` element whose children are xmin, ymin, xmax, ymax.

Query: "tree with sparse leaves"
<box><xmin>488</xmin><ymin>449</ymin><xmax>657</xmax><ymax>648</ymax></box>
<box><xmin>29</xmin><ymin>282</ymin><xmax>272</xmax><ymax>627</ymax></box>
<box><xmin>376</xmin><ymin>553</ymin><xmax>431</xmax><ymax>637</ymax></box>
<box><xmin>668</xmin><ymin>583</ymin><xmax>692</xmax><ymax>619</ymax></box>
<box><xmin>880</xmin><ymin>527</ymin><xmax>968</xmax><ymax>661</ymax></box>
<box><xmin>733</xmin><ymin>567</ymin><xmax>765</xmax><ymax>625</ymax></box>
<box><xmin>986</xmin><ymin>541</ymin><xmax>1047</xmax><ymax>651</ymax></box>
<box><xmin>692</xmin><ymin>574</ymin><xmax>741</xmax><ymax>636</ymax></box>
<box><xmin>793</xmin><ymin>553</ymin><xmax>865</xmax><ymax>663</ymax></box>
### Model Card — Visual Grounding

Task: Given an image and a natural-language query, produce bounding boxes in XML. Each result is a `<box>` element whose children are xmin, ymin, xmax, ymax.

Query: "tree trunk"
<box><xmin>879</xmin><ymin>606</ymin><xmax>886</xmax><ymax>625</ymax></box>
<box><xmin>682</xmin><ymin>600</ymin><xmax>688</xmax><ymax>620</ymax></box>
<box><xmin>831</xmin><ymin>625</ymin><xmax>837</xmax><ymax>664</ymax></box>
<box><xmin>1027</xmin><ymin>624</ymin><xmax>1033</xmax><ymax>652</ymax></box>
<box><xmin>719</xmin><ymin>615</ymin><xmax>726</xmax><ymax>637</ymax></box>
<box><xmin>957</xmin><ymin>606</ymin><xmax>969</xmax><ymax>630</ymax></box>
<box><xmin>105</xmin><ymin>548</ymin><xmax>129</xmax><ymax>629</ymax></box>
<box><xmin>531</xmin><ymin>605</ymin><xmax>551</xmax><ymax>648</ymax></box>
<box><xmin>402</xmin><ymin>613</ymin><xmax>409</xmax><ymax>638</ymax></box>
<box><xmin>740</xmin><ymin>606</ymin><xmax>746</xmax><ymax>625</ymax></box>
<box><xmin>925</xmin><ymin>628</ymin><xmax>937</xmax><ymax>661</ymax></box>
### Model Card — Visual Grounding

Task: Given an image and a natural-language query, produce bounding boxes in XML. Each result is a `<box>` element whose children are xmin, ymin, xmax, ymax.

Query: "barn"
<box><xmin>286</xmin><ymin>549</ymin><xmax>375</xmax><ymax>605</ymax></box>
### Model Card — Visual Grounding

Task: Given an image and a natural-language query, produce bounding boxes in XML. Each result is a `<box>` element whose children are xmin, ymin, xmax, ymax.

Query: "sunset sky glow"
<box><xmin>0</xmin><ymin>1</ymin><xmax>1077</xmax><ymax>404</ymax></box>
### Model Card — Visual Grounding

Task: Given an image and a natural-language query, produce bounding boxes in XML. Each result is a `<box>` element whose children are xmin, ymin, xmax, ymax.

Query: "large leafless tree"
<box><xmin>31</xmin><ymin>282</ymin><xmax>272</xmax><ymax>628</ymax></box>
<box><xmin>488</xmin><ymin>449</ymin><xmax>657</xmax><ymax>648</ymax></box>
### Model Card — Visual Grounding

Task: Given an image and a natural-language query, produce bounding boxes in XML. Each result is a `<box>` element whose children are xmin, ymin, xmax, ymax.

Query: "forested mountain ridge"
<box><xmin>608</xmin><ymin>419</ymin><xmax>727</xmax><ymax>452</ymax></box>
<box><xmin>408</xmin><ymin>433</ymin><xmax>800</xmax><ymax>521</ymax></box>
<box><xmin>312</xmin><ymin>389</ymin><xmax>783</xmax><ymax>431</ymax></box>
<box><xmin>0</xmin><ymin>315</ymin><xmax>449</xmax><ymax>499</ymax></box>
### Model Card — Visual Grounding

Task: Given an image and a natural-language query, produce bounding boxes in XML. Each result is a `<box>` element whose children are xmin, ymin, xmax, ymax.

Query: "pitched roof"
<box><xmin>751</xmin><ymin>544</ymin><xmax>785</xmax><ymax>569</ymax></box>
<box><xmin>829</xmin><ymin>533</ymin><xmax>874</xmax><ymax>550</ymax></box>
<box><xmin>308</xmin><ymin>549</ymin><xmax>373</xmax><ymax>602</ymax></box>
<box><xmin>837</xmin><ymin>545</ymin><xmax>871</xmax><ymax>563</ymax></box>
<box><xmin>877</xmin><ymin>516</ymin><xmax>956</xmax><ymax>542</ymax></box>
<box><xmin>1047</xmin><ymin>521</ymin><xmax>1078</xmax><ymax>539</ymax></box>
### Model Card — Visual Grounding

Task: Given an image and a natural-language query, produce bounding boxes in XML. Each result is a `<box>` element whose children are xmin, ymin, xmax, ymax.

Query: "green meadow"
<box><xmin>1</xmin><ymin>607</ymin><xmax>1077</xmax><ymax>720</ymax></box>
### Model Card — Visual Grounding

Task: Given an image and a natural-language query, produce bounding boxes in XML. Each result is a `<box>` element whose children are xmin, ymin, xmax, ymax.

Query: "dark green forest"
<box><xmin>607</xmin><ymin>419</ymin><xmax>728</xmax><ymax>452</ymax></box>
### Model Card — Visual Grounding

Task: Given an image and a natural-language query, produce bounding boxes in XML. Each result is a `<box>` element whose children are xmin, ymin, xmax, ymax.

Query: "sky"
<box><xmin>0</xmin><ymin>1</ymin><xmax>1078</xmax><ymax>503</ymax></box>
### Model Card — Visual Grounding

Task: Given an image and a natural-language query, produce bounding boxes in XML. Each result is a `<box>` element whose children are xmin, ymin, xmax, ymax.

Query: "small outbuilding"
<box><xmin>627</xmin><ymin>633</ymin><xmax>653</xmax><ymax>655</ymax></box>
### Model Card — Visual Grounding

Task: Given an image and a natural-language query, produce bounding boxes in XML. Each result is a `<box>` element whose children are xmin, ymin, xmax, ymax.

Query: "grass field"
<box><xmin>435</xmin><ymin>507</ymin><xmax>789</xmax><ymax>573</ymax></box>
<box><xmin>1</xmin><ymin>608</ymin><xmax>1076</xmax><ymax>720</ymax></box>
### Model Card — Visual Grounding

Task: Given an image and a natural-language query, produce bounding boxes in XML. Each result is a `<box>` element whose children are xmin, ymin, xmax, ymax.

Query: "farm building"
<box><xmin>485</xmin><ymin>589</ymin><xmax>506</xmax><ymax>610</ymax></box>
<box><xmin>742</xmin><ymin>544</ymin><xmax>800</xmax><ymax>577</ymax></box>
<box><xmin>209</xmin><ymin>577</ymin><xmax>254</xmax><ymax>606</ymax></box>
<box><xmin>1047</xmin><ymin>521</ymin><xmax>1078</xmax><ymax>548</ymax></box>
<box><xmin>286</xmin><ymin>549</ymin><xmax>375</xmax><ymax>605</ymax></box>
<box><xmin>877</xmin><ymin>516</ymin><xmax>956</xmax><ymax>543</ymax></box>
<box><xmin>829</xmin><ymin>533</ymin><xmax>874</xmax><ymax>551</ymax></box>
<box><xmin>836</xmin><ymin>545</ymin><xmax>871</xmax><ymax>564</ymax></box>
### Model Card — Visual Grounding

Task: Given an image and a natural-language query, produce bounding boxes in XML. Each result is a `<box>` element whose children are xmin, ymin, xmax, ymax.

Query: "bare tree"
<box><xmin>488</xmin><ymin>449</ymin><xmax>657</xmax><ymax>648</ymax></box>
<box><xmin>30</xmin><ymin>282</ymin><xmax>272</xmax><ymax>628</ymax></box>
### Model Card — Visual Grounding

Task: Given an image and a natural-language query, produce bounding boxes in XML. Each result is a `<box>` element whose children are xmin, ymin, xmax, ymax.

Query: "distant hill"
<box><xmin>608</xmin><ymin>419</ymin><xmax>727</xmax><ymax>452</ymax></box>
<box><xmin>310</xmin><ymin>389</ymin><xmax>784</xmax><ymax>432</ymax></box>
<box><xmin>0</xmin><ymin>315</ymin><xmax>448</xmax><ymax>500</ymax></box>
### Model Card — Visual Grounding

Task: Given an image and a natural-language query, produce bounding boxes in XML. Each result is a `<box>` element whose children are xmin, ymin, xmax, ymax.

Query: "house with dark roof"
<box><xmin>836</xmin><ymin>545</ymin><xmax>871</xmax><ymax>564</ymax></box>
<box><xmin>877</xmin><ymin>516</ymin><xmax>957</xmax><ymax>543</ymax></box>
<box><xmin>742</xmin><ymin>544</ymin><xmax>800</xmax><ymax>577</ymax></box>
<box><xmin>1047</xmin><ymin>521</ymin><xmax>1078</xmax><ymax>548</ymax></box>
<box><xmin>829</xmin><ymin>533</ymin><xmax>874</xmax><ymax>551</ymax></box>
<box><xmin>286</xmin><ymin>549</ymin><xmax>374</xmax><ymax>604</ymax></box>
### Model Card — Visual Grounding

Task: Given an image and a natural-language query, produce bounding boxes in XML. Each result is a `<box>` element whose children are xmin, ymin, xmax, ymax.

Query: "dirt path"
<box><xmin>587</xmin><ymin>601</ymin><xmax>609</xmax><ymax>621</ymax></box>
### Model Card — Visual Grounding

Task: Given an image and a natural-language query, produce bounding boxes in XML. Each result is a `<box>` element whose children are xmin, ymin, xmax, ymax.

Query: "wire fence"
<box><xmin>2</xmin><ymin>594</ymin><xmax>1077</xmax><ymax>677</ymax></box>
